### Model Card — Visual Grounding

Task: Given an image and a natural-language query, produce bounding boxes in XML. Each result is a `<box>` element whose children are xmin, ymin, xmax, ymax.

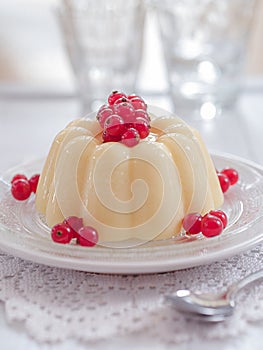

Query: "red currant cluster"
<box><xmin>96</xmin><ymin>91</ymin><xmax>150</xmax><ymax>147</ymax></box>
<box><xmin>11</xmin><ymin>173</ymin><xmax>40</xmax><ymax>200</ymax></box>
<box><xmin>51</xmin><ymin>216</ymin><xmax>98</xmax><ymax>247</ymax></box>
<box><xmin>183</xmin><ymin>210</ymin><xmax>227</xmax><ymax>238</ymax></box>
<box><xmin>217</xmin><ymin>168</ymin><xmax>239</xmax><ymax>193</ymax></box>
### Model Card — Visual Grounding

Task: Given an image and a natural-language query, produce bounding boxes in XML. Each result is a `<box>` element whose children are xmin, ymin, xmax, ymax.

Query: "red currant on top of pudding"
<box><xmin>121</xmin><ymin>127</ymin><xmax>140</xmax><ymax>147</ymax></box>
<box><xmin>96</xmin><ymin>91</ymin><xmax>150</xmax><ymax>147</ymax></box>
<box><xmin>108</xmin><ymin>91</ymin><xmax>127</xmax><ymax>106</ymax></box>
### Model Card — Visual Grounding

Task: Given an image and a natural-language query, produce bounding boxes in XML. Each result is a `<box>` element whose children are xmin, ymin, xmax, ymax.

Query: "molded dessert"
<box><xmin>35</xmin><ymin>95</ymin><xmax>223</xmax><ymax>245</ymax></box>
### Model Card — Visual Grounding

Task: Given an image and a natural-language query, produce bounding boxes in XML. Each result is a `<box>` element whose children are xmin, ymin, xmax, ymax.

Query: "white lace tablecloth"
<box><xmin>0</xmin><ymin>243</ymin><xmax>262</xmax><ymax>345</ymax></box>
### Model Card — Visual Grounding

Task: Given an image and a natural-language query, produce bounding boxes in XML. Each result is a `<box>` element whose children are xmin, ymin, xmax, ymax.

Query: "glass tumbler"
<box><xmin>58</xmin><ymin>0</ymin><xmax>146</xmax><ymax>112</ymax></box>
<box><xmin>152</xmin><ymin>0</ymin><xmax>256</xmax><ymax>119</ymax></box>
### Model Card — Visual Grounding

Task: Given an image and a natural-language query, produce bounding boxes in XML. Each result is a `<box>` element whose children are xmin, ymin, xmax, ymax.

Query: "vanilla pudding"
<box><xmin>36</xmin><ymin>112</ymin><xmax>223</xmax><ymax>245</ymax></box>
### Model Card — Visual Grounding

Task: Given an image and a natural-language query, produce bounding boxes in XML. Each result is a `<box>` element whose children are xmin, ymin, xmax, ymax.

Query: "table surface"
<box><xmin>0</xmin><ymin>82</ymin><xmax>263</xmax><ymax>349</ymax></box>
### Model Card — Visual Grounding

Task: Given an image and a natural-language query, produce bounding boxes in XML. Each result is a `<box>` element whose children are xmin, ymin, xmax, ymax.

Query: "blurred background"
<box><xmin>0</xmin><ymin>0</ymin><xmax>262</xmax><ymax>108</ymax></box>
<box><xmin>1</xmin><ymin>0</ymin><xmax>263</xmax><ymax>171</ymax></box>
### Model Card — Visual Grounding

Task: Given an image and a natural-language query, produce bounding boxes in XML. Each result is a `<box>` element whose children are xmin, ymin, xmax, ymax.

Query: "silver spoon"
<box><xmin>165</xmin><ymin>269</ymin><xmax>263</xmax><ymax>322</ymax></box>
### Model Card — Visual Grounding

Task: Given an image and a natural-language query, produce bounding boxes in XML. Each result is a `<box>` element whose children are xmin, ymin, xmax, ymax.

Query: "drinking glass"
<box><xmin>152</xmin><ymin>0</ymin><xmax>256</xmax><ymax>119</ymax></box>
<box><xmin>57</xmin><ymin>0</ymin><xmax>146</xmax><ymax>112</ymax></box>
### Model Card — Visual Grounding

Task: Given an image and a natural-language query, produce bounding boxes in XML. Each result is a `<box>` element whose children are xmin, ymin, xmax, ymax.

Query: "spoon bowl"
<box><xmin>166</xmin><ymin>269</ymin><xmax>263</xmax><ymax>322</ymax></box>
<box><xmin>165</xmin><ymin>289</ymin><xmax>234</xmax><ymax>316</ymax></box>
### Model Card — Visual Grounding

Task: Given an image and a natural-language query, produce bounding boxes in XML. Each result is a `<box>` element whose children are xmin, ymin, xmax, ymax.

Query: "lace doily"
<box><xmin>0</xmin><ymin>244</ymin><xmax>262</xmax><ymax>345</ymax></box>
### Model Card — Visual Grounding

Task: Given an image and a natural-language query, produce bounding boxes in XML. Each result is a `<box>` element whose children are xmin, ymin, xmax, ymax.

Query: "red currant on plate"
<box><xmin>209</xmin><ymin>210</ymin><xmax>228</xmax><ymax>229</ymax></box>
<box><xmin>182</xmin><ymin>213</ymin><xmax>202</xmax><ymax>235</ymax></box>
<box><xmin>221</xmin><ymin>168</ymin><xmax>239</xmax><ymax>186</ymax></box>
<box><xmin>11</xmin><ymin>174</ymin><xmax>28</xmax><ymax>184</ymax></box>
<box><xmin>11</xmin><ymin>179</ymin><xmax>31</xmax><ymax>200</ymax></box>
<box><xmin>29</xmin><ymin>174</ymin><xmax>40</xmax><ymax>193</ymax></box>
<box><xmin>201</xmin><ymin>214</ymin><xmax>223</xmax><ymax>238</ymax></box>
<box><xmin>218</xmin><ymin>173</ymin><xmax>230</xmax><ymax>193</ymax></box>
<box><xmin>77</xmin><ymin>226</ymin><xmax>99</xmax><ymax>247</ymax></box>
<box><xmin>51</xmin><ymin>223</ymin><xmax>73</xmax><ymax>244</ymax></box>
<box><xmin>63</xmin><ymin>216</ymin><xmax>84</xmax><ymax>238</ymax></box>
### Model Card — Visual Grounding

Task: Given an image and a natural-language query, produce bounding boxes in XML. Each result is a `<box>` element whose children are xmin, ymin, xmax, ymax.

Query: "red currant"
<box><xmin>11</xmin><ymin>179</ymin><xmax>31</xmax><ymax>201</ymax></box>
<box><xmin>124</xmin><ymin>122</ymin><xmax>134</xmax><ymax>130</ymax></box>
<box><xmin>134</xmin><ymin>118</ymin><xmax>150</xmax><ymax>139</ymax></box>
<box><xmin>218</xmin><ymin>173</ymin><xmax>230</xmax><ymax>193</ymax></box>
<box><xmin>135</xmin><ymin>109</ymin><xmax>151</xmax><ymax>124</ymax></box>
<box><xmin>77</xmin><ymin>226</ymin><xmax>98</xmax><ymax>247</ymax></box>
<box><xmin>63</xmin><ymin>216</ymin><xmax>83</xmax><ymax>238</ymax></box>
<box><xmin>129</xmin><ymin>97</ymin><xmax>147</xmax><ymax>111</ymax></box>
<box><xmin>127</xmin><ymin>94</ymin><xmax>141</xmax><ymax>100</ymax></box>
<box><xmin>127</xmin><ymin>94</ymin><xmax>144</xmax><ymax>102</ymax></box>
<box><xmin>29</xmin><ymin>174</ymin><xmax>40</xmax><ymax>193</ymax></box>
<box><xmin>102</xmin><ymin>130</ymin><xmax>122</xmax><ymax>142</ymax></box>
<box><xmin>108</xmin><ymin>91</ymin><xmax>126</xmax><ymax>106</ymax></box>
<box><xmin>201</xmin><ymin>214</ymin><xmax>223</xmax><ymax>238</ymax></box>
<box><xmin>11</xmin><ymin>174</ymin><xmax>28</xmax><ymax>184</ymax></box>
<box><xmin>104</xmin><ymin>115</ymin><xmax>125</xmax><ymax>137</ymax></box>
<box><xmin>96</xmin><ymin>107</ymin><xmax>113</xmax><ymax>128</ymax></box>
<box><xmin>97</xmin><ymin>104</ymin><xmax>107</xmax><ymax>114</ymax></box>
<box><xmin>113</xmin><ymin>102</ymin><xmax>135</xmax><ymax>123</ymax></box>
<box><xmin>182</xmin><ymin>213</ymin><xmax>202</xmax><ymax>235</ymax></box>
<box><xmin>121</xmin><ymin>128</ymin><xmax>140</xmax><ymax>147</ymax></box>
<box><xmin>114</xmin><ymin>97</ymin><xmax>129</xmax><ymax>105</ymax></box>
<box><xmin>221</xmin><ymin>168</ymin><xmax>239</xmax><ymax>186</ymax></box>
<box><xmin>209</xmin><ymin>210</ymin><xmax>228</xmax><ymax>229</ymax></box>
<box><xmin>51</xmin><ymin>223</ymin><xmax>73</xmax><ymax>244</ymax></box>
<box><xmin>98</xmin><ymin>93</ymin><xmax>151</xmax><ymax>146</ymax></box>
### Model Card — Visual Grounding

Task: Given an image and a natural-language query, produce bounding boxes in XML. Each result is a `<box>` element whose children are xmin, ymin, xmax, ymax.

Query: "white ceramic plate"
<box><xmin>0</xmin><ymin>153</ymin><xmax>262</xmax><ymax>274</ymax></box>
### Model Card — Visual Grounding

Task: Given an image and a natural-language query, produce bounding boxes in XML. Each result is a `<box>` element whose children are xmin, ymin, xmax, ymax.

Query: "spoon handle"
<box><xmin>226</xmin><ymin>269</ymin><xmax>263</xmax><ymax>303</ymax></box>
